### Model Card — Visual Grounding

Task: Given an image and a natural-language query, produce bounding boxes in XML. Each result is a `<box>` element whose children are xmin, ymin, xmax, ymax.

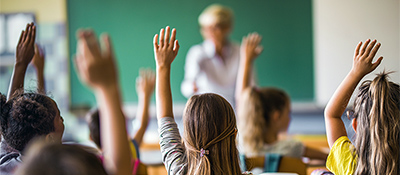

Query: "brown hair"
<box><xmin>15</xmin><ymin>139</ymin><xmax>107</xmax><ymax>175</ymax></box>
<box><xmin>238</xmin><ymin>87</ymin><xmax>290</xmax><ymax>155</ymax></box>
<box><xmin>86</xmin><ymin>108</ymin><xmax>101</xmax><ymax>148</ymax></box>
<box><xmin>353</xmin><ymin>72</ymin><xmax>400</xmax><ymax>175</ymax></box>
<box><xmin>183</xmin><ymin>93</ymin><xmax>241</xmax><ymax>175</ymax></box>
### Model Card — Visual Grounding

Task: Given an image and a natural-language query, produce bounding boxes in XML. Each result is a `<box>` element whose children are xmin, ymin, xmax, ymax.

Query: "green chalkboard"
<box><xmin>68</xmin><ymin>0</ymin><xmax>314</xmax><ymax>107</ymax></box>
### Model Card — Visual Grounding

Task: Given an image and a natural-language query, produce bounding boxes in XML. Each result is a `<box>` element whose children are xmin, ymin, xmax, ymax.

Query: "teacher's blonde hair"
<box><xmin>198</xmin><ymin>4</ymin><xmax>233</xmax><ymax>28</ymax></box>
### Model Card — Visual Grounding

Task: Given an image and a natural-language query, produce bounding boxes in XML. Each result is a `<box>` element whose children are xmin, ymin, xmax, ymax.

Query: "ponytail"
<box><xmin>184</xmin><ymin>93</ymin><xmax>242</xmax><ymax>175</ymax></box>
<box><xmin>354</xmin><ymin>72</ymin><xmax>400</xmax><ymax>175</ymax></box>
<box><xmin>238</xmin><ymin>87</ymin><xmax>290</xmax><ymax>155</ymax></box>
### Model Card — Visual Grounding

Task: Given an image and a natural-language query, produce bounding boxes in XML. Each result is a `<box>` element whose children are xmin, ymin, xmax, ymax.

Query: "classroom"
<box><xmin>0</xmin><ymin>0</ymin><xmax>399</xmax><ymax>175</ymax></box>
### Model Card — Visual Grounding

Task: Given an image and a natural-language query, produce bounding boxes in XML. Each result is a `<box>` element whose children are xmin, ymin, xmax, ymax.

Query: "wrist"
<box><xmin>349</xmin><ymin>69</ymin><xmax>366</xmax><ymax>80</ymax></box>
<box><xmin>139</xmin><ymin>95</ymin><xmax>152</xmax><ymax>103</ymax></box>
<box><xmin>157</xmin><ymin>65</ymin><xmax>171</xmax><ymax>73</ymax></box>
<box><xmin>94</xmin><ymin>83</ymin><xmax>120</xmax><ymax>96</ymax></box>
<box><xmin>14</xmin><ymin>62</ymin><xmax>29</xmax><ymax>70</ymax></box>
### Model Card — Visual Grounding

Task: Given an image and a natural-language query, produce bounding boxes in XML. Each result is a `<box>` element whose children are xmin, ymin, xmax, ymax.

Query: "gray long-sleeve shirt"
<box><xmin>158</xmin><ymin>117</ymin><xmax>187</xmax><ymax>175</ymax></box>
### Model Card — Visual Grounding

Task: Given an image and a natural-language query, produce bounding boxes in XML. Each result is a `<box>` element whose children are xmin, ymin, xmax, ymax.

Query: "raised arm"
<box><xmin>153</xmin><ymin>26</ymin><xmax>180</xmax><ymax>119</ymax></box>
<box><xmin>74</xmin><ymin>30</ymin><xmax>132</xmax><ymax>175</ymax></box>
<box><xmin>31</xmin><ymin>44</ymin><xmax>45</xmax><ymax>93</ymax></box>
<box><xmin>235</xmin><ymin>33</ymin><xmax>262</xmax><ymax>105</ymax></box>
<box><xmin>8</xmin><ymin>23</ymin><xmax>36</xmax><ymax>99</ymax></box>
<box><xmin>133</xmin><ymin>68</ymin><xmax>155</xmax><ymax>145</ymax></box>
<box><xmin>324</xmin><ymin>39</ymin><xmax>383</xmax><ymax>148</ymax></box>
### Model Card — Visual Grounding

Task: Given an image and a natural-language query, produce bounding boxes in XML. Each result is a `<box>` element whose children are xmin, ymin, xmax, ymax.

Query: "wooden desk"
<box><xmin>140</xmin><ymin>135</ymin><xmax>330</xmax><ymax>175</ymax></box>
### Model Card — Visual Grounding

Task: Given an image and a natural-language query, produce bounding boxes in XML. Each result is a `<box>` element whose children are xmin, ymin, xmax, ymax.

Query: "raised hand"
<box><xmin>324</xmin><ymin>39</ymin><xmax>383</xmax><ymax>148</ymax></box>
<box><xmin>8</xmin><ymin>23</ymin><xmax>36</xmax><ymax>99</ymax></box>
<box><xmin>16</xmin><ymin>23</ymin><xmax>36</xmax><ymax>67</ymax></box>
<box><xmin>351</xmin><ymin>39</ymin><xmax>383</xmax><ymax>77</ymax></box>
<box><xmin>74</xmin><ymin>29</ymin><xmax>132</xmax><ymax>175</ymax></box>
<box><xmin>74</xmin><ymin>30</ymin><xmax>118</xmax><ymax>91</ymax></box>
<box><xmin>136</xmin><ymin>68</ymin><xmax>156</xmax><ymax>100</ymax></box>
<box><xmin>153</xmin><ymin>26</ymin><xmax>180</xmax><ymax>68</ymax></box>
<box><xmin>240</xmin><ymin>32</ymin><xmax>263</xmax><ymax>63</ymax></box>
<box><xmin>31</xmin><ymin>44</ymin><xmax>45</xmax><ymax>71</ymax></box>
<box><xmin>31</xmin><ymin>44</ymin><xmax>46</xmax><ymax>92</ymax></box>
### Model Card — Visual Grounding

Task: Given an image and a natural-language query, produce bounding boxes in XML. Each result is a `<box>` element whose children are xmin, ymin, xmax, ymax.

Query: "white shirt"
<box><xmin>181</xmin><ymin>40</ymin><xmax>240</xmax><ymax>107</ymax></box>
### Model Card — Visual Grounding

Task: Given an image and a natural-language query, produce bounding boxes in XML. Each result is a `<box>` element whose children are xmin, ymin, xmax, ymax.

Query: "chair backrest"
<box><xmin>240</xmin><ymin>154</ymin><xmax>307</xmax><ymax>175</ymax></box>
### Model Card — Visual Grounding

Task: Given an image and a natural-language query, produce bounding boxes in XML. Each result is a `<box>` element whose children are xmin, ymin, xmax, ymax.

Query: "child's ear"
<box><xmin>45</xmin><ymin>133</ymin><xmax>54</xmax><ymax>143</ymax></box>
<box><xmin>352</xmin><ymin>118</ymin><xmax>357</xmax><ymax>133</ymax></box>
<box><xmin>272</xmin><ymin>110</ymin><xmax>281</xmax><ymax>121</ymax></box>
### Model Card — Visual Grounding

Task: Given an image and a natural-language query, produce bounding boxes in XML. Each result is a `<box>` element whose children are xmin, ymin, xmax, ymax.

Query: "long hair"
<box><xmin>183</xmin><ymin>93</ymin><xmax>241</xmax><ymax>175</ymax></box>
<box><xmin>238</xmin><ymin>87</ymin><xmax>290</xmax><ymax>155</ymax></box>
<box><xmin>353</xmin><ymin>72</ymin><xmax>400</xmax><ymax>175</ymax></box>
<box><xmin>0</xmin><ymin>92</ymin><xmax>56</xmax><ymax>151</ymax></box>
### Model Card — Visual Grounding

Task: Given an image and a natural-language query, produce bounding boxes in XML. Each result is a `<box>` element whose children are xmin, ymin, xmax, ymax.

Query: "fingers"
<box><xmin>359</xmin><ymin>39</ymin><xmax>370</xmax><ymax>56</ymax></box>
<box><xmin>80</xmin><ymin>30</ymin><xmax>101</xmax><ymax>61</ymax></box>
<box><xmin>29</xmin><ymin>24</ymin><xmax>36</xmax><ymax>46</ymax></box>
<box><xmin>165</xmin><ymin>26</ymin><xmax>170</xmax><ymax>45</ymax></box>
<box><xmin>159</xmin><ymin>28</ymin><xmax>165</xmax><ymax>48</ymax></box>
<box><xmin>363</xmin><ymin>39</ymin><xmax>377</xmax><ymax>57</ymax></box>
<box><xmin>73</xmin><ymin>54</ymin><xmax>85</xmax><ymax>78</ymax></box>
<box><xmin>371</xmin><ymin>56</ymin><xmax>383</xmax><ymax>70</ymax></box>
<box><xmin>18</xmin><ymin>30</ymin><xmax>24</xmax><ymax>45</ymax></box>
<box><xmin>21</xmin><ymin>23</ymin><xmax>30</xmax><ymax>44</ymax></box>
<box><xmin>255</xmin><ymin>46</ymin><xmax>263</xmax><ymax>54</ymax></box>
<box><xmin>354</xmin><ymin>41</ymin><xmax>362</xmax><ymax>58</ymax></box>
<box><xmin>101</xmin><ymin>33</ymin><xmax>114</xmax><ymax>60</ymax></box>
<box><xmin>169</xmin><ymin>28</ymin><xmax>176</xmax><ymax>47</ymax></box>
<box><xmin>153</xmin><ymin>34</ymin><xmax>159</xmax><ymax>50</ymax></box>
<box><xmin>173</xmin><ymin>40</ymin><xmax>180</xmax><ymax>56</ymax></box>
<box><xmin>367</xmin><ymin>42</ymin><xmax>381</xmax><ymax>61</ymax></box>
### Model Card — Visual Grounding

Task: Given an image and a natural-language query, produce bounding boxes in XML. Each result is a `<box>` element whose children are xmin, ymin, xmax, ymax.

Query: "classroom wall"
<box><xmin>67</xmin><ymin>0</ymin><xmax>314</xmax><ymax>108</ymax></box>
<box><xmin>0</xmin><ymin>0</ymin><xmax>70</xmax><ymax>112</ymax></box>
<box><xmin>313</xmin><ymin>0</ymin><xmax>400</xmax><ymax>106</ymax></box>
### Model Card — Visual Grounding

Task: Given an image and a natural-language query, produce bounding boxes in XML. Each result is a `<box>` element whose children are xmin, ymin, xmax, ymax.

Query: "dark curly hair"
<box><xmin>0</xmin><ymin>92</ymin><xmax>57</xmax><ymax>151</ymax></box>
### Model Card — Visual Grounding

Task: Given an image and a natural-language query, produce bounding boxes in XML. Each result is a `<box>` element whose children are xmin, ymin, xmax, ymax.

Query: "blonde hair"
<box><xmin>183</xmin><ymin>93</ymin><xmax>242</xmax><ymax>175</ymax></box>
<box><xmin>353</xmin><ymin>72</ymin><xmax>400</xmax><ymax>175</ymax></box>
<box><xmin>198</xmin><ymin>4</ymin><xmax>233</xmax><ymax>28</ymax></box>
<box><xmin>238</xmin><ymin>87</ymin><xmax>290</xmax><ymax>155</ymax></box>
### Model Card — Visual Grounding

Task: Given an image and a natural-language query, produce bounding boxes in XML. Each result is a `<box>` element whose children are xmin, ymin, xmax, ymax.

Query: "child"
<box><xmin>324</xmin><ymin>39</ymin><xmax>400</xmax><ymax>174</ymax></box>
<box><xmin>86</xmin><ymin>68</ymin><xmax>154</xmax><ymax>174</ymax></box>
<box><xmin>0</xmin><ymin>23</ymin><xmax>65</xmax><ymax>175</ymax></box>
<box><xmin>13</xmin><ymin>29</ymin><xmax>132</xmax><ymax>175</ymax></box>
<box><xmin>154</xmin><ymin>26</ymin><xmax>246</xmax><ymax>175</ymax></box>
<box><xmin>237</xmin><ymin>33</ymin><xmax>327</xmax><ymax>160</ymax></box>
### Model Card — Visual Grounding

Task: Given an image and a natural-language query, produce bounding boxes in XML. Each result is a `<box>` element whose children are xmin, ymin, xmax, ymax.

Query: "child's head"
<box><xmin>238</xmin><ymin>87</ymin><xmax>291</xmax><ymax>155</ymax></box>
<box><xmin>86</xmin><ymin>108</ymin><xmax>101</xmax><ymax>149</ymax></box>
<box><xmin>15</xmin><ymin>139</ymin><xmax>107</xmax><ymax>175</ymax></box>
<box><xmin>183</xmin><ymin>93</ymin><xmax>241</xmax><ymax>175</ymax></box>
<box><xmin>0</xmin><ymin>92</ymin><xmax>64</xmax><ymax>151</ymax></box>
<box><xmin>198</xmin><ymin>4</ymin><xmax>233</xmax><ymax>42</ymax></box>
<box><xmin>351</xmin><ymin>72</ymin><xmax>400</xmax><ymax>175</ymax></box>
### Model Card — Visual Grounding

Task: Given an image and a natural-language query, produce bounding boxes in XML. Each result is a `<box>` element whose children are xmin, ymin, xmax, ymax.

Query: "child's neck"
<box><xmin>264</xmin><ymin>128</ymin><xmax>279</xmax><ymax>144</ymax></box>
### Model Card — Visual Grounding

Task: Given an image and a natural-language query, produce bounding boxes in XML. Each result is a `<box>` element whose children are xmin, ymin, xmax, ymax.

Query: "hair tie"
<box><xmin>200</xmin><ymin>148</ymin><xmax>209</xmax><ymax>157</ymax></box>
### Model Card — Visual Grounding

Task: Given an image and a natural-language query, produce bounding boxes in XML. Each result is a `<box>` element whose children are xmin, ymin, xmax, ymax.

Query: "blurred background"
<box><xmin>0</xmin><ymin>0</ymin><xmax>399</xmax><ymax>149</ymax></box>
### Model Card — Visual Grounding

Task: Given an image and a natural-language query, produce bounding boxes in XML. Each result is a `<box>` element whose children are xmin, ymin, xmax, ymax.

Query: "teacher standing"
<box><xmin>181</xmin><ymin>4</ymin><xmax>251</xmax><ymax>107</ymax></box>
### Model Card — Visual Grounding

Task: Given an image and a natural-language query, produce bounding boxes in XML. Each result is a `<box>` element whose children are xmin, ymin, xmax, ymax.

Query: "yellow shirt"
<box><xmin>326</xmin><ymin>136</ymin><xmax>357</xmax><ymax>175</ymax></box>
